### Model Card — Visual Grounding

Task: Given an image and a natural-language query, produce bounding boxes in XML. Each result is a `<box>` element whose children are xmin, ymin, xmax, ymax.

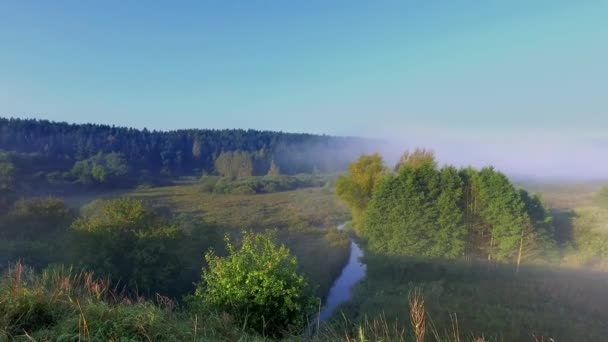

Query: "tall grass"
<box><xmin>313</xmin><ymin>291</ymin><xmax>491</xmax><ymax>342</ymax></box>
<box><xmin>0</xmin><ymin>262</ymin><xmax>201</xmax><ymax>341</ymax></box>
<box><xmin>0</xmin><ymin>263</ymin><xmax>573</xmax><ymax>341</ymax></box>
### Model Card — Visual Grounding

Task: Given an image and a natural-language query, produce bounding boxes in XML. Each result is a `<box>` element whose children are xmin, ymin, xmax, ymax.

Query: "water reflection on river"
<box><xmin>318</xmin><ymin>223</ymin><xmax>367</xmax><ymax>321</ymax></box>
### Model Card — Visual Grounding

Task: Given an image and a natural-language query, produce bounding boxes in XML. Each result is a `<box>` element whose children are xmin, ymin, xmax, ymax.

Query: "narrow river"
<box><xmin>318</xmin><ymin>222</ymin><xmax>367</xmax><ymax>321</ymax></box>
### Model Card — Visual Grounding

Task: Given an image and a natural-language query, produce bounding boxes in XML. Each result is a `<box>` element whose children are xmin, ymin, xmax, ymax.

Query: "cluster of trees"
<box><xmin>337</xmin><ymin>150</ymin><xmax>555</xmax><ymax>265</ymax></box>
<box><xmin>214</xmin><ymin>150</ymin><xmax>256</xmax><ymax>178</ymax></box>
<box><xmin>0</xmin><ymin>117</ymin><xmax>368</xmax><ymax>182</ymax></box>
<box><xmin>213</xmin><ymin>150</ymin><xmax>284</xmax><ymax>179</ymax></box>
<box><xmin>68</xmin><ymin>152</ymin><xmax>129</xmax><ymax>185</ymax></box>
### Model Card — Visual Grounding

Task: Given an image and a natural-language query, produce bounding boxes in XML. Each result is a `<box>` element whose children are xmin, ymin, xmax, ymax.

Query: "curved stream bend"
<box><xmin>318</xmin><ymin>222</ymin><xmax>367</xmax><ymax>321</ymax></box>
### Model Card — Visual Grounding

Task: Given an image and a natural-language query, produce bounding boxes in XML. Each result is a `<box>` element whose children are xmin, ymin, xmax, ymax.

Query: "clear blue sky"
<box><xmin>2</xmin><ymin>1</ymin><xmax>608</xmax><ymax>178</ymax></box>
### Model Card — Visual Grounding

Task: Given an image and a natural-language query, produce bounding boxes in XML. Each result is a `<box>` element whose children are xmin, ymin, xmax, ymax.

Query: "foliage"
<box><xmin>456</xmin><ymin>167</ymin><xmax>527</xmax><ymax>260</ymax></box>
<box><xmin>394</xmin><ymin>148</ymin><xmax>437</xmax><ymax>172</ymax></box>
<box><xmin>0</xmin><ymin>117</ymin><xmax>369</xmax><ymax>179</ymax></box>
<box><xmin>335</xmin><ymin>153</ymin><xmax>387</xmax><ymax>234</ymax></box>
<box><xmin>194</xmin><ymin>230</ymin><xmax>318</xmax><ymax>336</ymax></box>
<box><xmin>70</xmin><ymin>198</ymin><xmax>184</xmax><ymax>295</ymax></box>
<box><xmin>214</xmin><ymin>150</ymin><xmax>254</xmax><ymax>178</ymax></box>
<box><xmin>69</xmin><ymin>152</ymin><xmax>129</xmax><ymax>185</ymax></box>
<box><xmin>200</xmin><ymin>174</ymin><xmax>327</xmax><ymax>195</ymax></box>
<box><xmin>366</xmin><ymin>163</ymin><xmax>467</xmax><ymax>258</ymax></box>
<box><xmin>338</xmin><ymin>153</ymin><xmax>555</xmax><ymax>263</ymax></box>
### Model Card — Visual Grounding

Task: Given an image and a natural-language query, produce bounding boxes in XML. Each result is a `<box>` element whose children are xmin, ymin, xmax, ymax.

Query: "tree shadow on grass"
<box><xmin>551</xmin><ymin>208</ymin><xmax>577</xmax><ymax>245</ymax></box>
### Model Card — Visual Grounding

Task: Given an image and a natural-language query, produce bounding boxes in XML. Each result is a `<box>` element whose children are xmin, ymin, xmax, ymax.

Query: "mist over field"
<box><xmin>365</xmin><ymin>131</ymin><xmax>608</xmax><ymax>181</ymax></box>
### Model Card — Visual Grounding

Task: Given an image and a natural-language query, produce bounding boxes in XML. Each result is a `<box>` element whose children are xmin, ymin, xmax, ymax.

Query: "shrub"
<box><xmin>203</xmin><ymin>175</ymin><xmax>326</xmax><ymax>195</ymax></box>
<box><xmin>69</xmin><ymin>152</ymin><xmax>129</xmax><ymax>186</ymax></box>
<box><xmin>194</xmin><ymin>230</ymin><xmax>317</xmax><ymax>336</ymax></box>
<box><xmin>0</xmin><ymin>197</ymin><xmax>74</xmax><ymax>240</ymax></box>
<box><xmin>70</xmin><ymin>198</ymin><xmax>183</xmax><ymax>295</ymax></box>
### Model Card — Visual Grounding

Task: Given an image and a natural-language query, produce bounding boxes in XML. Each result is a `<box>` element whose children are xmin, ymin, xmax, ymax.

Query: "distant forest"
<box><xmin>0</xmin><ymin>117</ymin><xmax>371</xmax><ymax>191</ymax></box>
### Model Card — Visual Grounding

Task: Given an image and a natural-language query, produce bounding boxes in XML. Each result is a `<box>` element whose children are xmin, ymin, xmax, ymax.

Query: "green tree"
<box><xmin>335</xmin><ymin>153</ymin><xmax>387</xmax><ymax>234</ymax></box>
<box><xmin>195</xmin><ymin>230</ymin><xmax>316</xmax><ymax>336</ymax></box>
<box><xmin>366</xmin><ymin>162</ymin><xmax>467</xmax><ymax>258</ymax></box>
<box><xmin>472</xmin><ymin>168</ymin><xmax>527</xmax><ymax>261</ymax></box>
<box><xmin>70</xmin><ymin>152</ymin><xmax>128</xmax><ymax>185</ymax></box>
<box><xmin>70</xmin><ymin>198</ymin><xmax>183</xmax><ymax>295</ymax></box>
<box><xmin>432</xmin><ymin>166</ymin><xmax>467</xmax><ymax>257</ymax></box>
<box><xmin>394</xmin><ymin>148</ymin><xmax>437</xmax><ymax>172</ymax></box>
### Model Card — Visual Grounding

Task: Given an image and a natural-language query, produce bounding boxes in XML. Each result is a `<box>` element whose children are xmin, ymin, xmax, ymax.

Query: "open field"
<box><xmin>128</xmin><ymin>184</ymin><xmax>349</xmax><ymax>231</ymax></box>
<box><xmin>517</xmin><ymin>180</ymin><xmax>605</xmax><ymax>209</ymax></box>
<box><xmin>66</xmin><ymin>184</ymin><xmax>352</xmax><ymax>298</ymax></box>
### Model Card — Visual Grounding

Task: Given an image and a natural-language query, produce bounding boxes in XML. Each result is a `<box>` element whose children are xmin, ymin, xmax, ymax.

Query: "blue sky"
<box><xmin>1</xmin><ymin>1</ymin><xmax>608</xmax><ymax>178</ymax></box>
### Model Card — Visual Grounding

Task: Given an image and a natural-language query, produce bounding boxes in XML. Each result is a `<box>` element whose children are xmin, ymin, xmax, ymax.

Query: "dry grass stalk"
<box><xmin>10</xmin><ymin>261</ymin><xmax>24</xmax><ymax>294</ymax></box>
<box><xmin>409</xmin><ymin>289</ymin><xmax>426</xmax><ymax>342</ymax></box>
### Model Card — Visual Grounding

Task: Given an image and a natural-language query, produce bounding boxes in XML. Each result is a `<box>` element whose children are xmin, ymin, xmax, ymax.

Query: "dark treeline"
<box><xmin>0</xmin><ymin>117</ymin><xmax>369</xmax><ymax>186</ymax></box>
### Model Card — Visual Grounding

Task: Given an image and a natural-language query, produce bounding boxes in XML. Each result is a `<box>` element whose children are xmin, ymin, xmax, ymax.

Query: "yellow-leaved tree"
<box><xmin>335</xmin><ymin>153</ymin><xmax>387</xmax><ymax>235</ymax></box>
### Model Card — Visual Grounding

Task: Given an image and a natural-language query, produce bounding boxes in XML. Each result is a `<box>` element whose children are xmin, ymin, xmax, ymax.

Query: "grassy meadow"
<box><xmin>520</xmin><ymin>180</ymin><xmax>608</xmax><ymax>269</ymax></box>
<box><xmin>332</xmin><ymin>254</ymin><xmax>608</xmax><ymax>341</ymax></box>
<box><xmin>128</xmin><ymin>184</ymin><xmax>348</xmax><ymax>231</ymax></box>
<box><xmin>65</xmin><ymin>183</ymin><xmax>351</xmax><ymax>299</ymax></box>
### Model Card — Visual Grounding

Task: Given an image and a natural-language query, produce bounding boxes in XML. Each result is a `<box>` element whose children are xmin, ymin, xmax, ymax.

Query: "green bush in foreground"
<box><xmin>194</xmin><ymin>230</ymin><xmax>318</xmax><ymax>337</ymax></box>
